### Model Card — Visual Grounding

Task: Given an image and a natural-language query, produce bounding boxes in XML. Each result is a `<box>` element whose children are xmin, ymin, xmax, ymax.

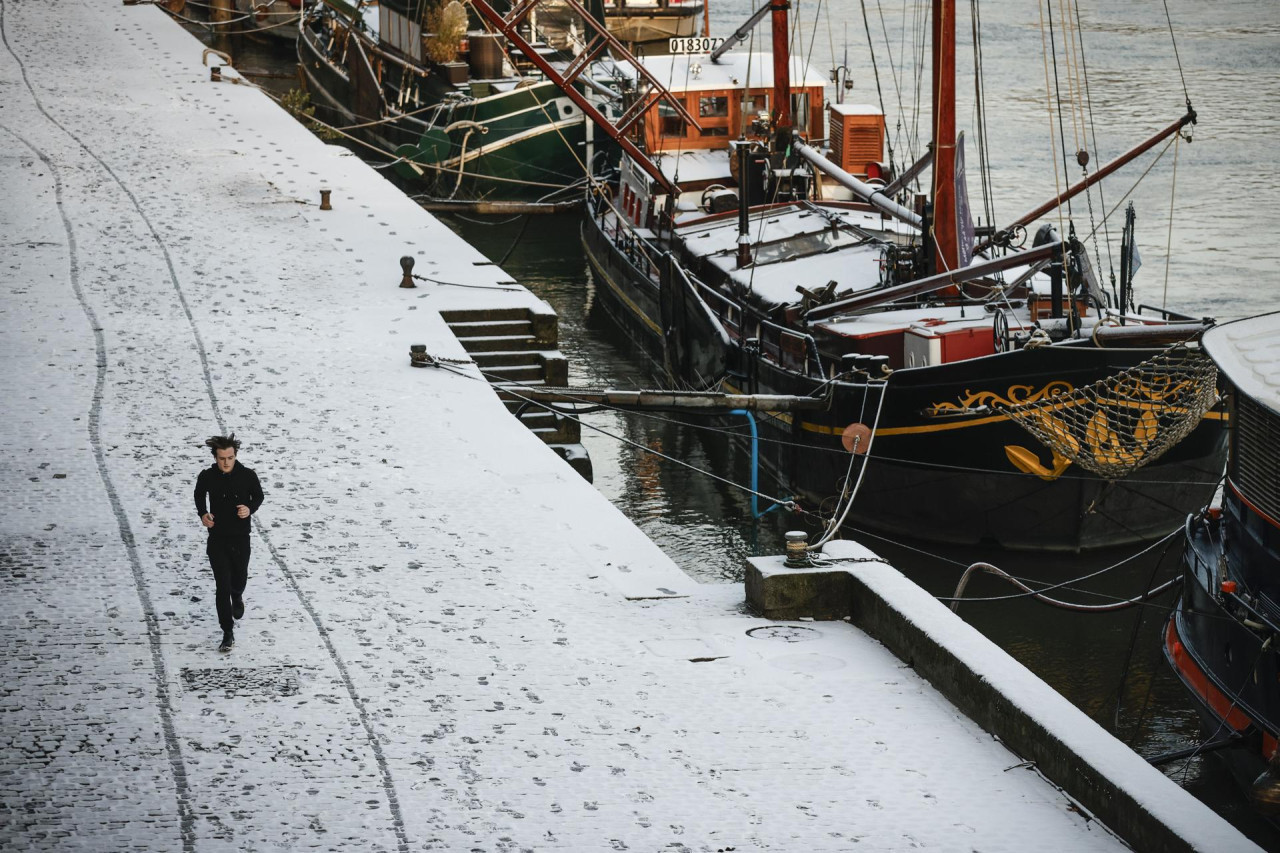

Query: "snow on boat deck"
<box><xmin>0</xmin><ymin>3</ymin><xmax>1255</xmax><ymax>851</ymax></box>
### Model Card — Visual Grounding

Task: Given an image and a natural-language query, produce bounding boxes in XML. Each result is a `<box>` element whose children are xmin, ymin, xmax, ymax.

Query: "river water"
<box><xmin>186</xmin><ymin>0</ymin><xmax>1280</xmax><ymax>843</ymax></box>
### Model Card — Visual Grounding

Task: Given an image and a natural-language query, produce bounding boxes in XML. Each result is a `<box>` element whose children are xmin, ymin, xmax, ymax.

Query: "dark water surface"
<box><xmin>187</xmin><ymin>0</ymin><xmax>1280</xmax><ymax>843</ymax></box>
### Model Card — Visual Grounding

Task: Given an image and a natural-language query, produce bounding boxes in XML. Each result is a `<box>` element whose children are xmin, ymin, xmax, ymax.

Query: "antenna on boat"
<box><xmin>831</xmin><ymin>25</ymin><xmax>851</xmax><ymax>105</ymax></box>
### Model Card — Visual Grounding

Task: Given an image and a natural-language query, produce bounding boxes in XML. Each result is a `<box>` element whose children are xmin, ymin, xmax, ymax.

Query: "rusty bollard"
<box><xmin>210</xmin><ymin>66</ymin><xmax>222</xmax><ymax>82</ymax></box>
<box><xmin>319</xmin><ymin>188</ymin><xmax>332</xmax><ymax>211</ymax></box>
<box><xmin>409</xmin><ymin>344</ymin><xmax>428</xmax><ymax>367</ymax></box>
<box><xmin>399</xmin><ymin>256</ymin><xmax>417</xmax><ymax>288</ymax></box>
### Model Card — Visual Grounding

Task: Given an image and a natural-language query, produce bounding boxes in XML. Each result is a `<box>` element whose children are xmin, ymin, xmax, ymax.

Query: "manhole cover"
<box><xmin>746</xmin><ymin>625</ymin><xmax>821</xmax><ymax>643</ymax></box>
<box><xmin>181</xmin><ymin>666</ymin><xmax>304</xmax><ymax>697</ymax></box>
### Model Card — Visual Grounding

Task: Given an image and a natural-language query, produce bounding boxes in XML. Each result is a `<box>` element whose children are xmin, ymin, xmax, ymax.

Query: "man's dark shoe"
<box><xmin>219</xmin><ymin>630</ymin><xmax>234</xmax><ymax>652</ymax></box>
<box><xmin>232</xmin><ymin>595</ymin><xmax>245</xmax><ymax>620</ymax></box>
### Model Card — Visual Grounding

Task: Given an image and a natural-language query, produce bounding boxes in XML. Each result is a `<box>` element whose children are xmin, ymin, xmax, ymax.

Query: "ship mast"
<box><xmin>931</xmin><ymin>0</ymin><xmax>958</xmax><ymax>275</ymax></box>
<box><xmin>771</xmin><ymin>0</ymin><xmax>791</xmax><ymax>129</ymax></box>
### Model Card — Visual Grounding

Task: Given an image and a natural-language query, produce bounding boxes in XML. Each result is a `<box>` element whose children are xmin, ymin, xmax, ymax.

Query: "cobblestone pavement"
<box><xmin>0</xmin><ymin>3</ymin><xmax>1251</xmax><ymax>852</ymax></box>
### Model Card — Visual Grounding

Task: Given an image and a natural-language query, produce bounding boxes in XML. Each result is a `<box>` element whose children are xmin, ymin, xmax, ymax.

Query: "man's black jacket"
<box><xmin>194</xmin><ymin>461</ymin><xmax>265</xmax><ymax>539</ymax></box>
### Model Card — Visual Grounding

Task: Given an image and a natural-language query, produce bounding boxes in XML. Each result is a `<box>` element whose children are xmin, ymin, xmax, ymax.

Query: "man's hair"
<box><xmin>205</xmin><ymin>434</ymin><xmax>241</xmax><ymax>457</ymax></box>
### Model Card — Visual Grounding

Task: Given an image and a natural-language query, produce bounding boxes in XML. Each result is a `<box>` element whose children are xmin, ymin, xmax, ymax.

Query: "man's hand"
<box><xmin>236</xmin><ymin>504</ymin><xmax>251</xmax><ymax>519</ymax></box>
<box><xmin>201</xmin><ymin>513</ymin><xmax>215</xmax><ymax>528</ymax></box>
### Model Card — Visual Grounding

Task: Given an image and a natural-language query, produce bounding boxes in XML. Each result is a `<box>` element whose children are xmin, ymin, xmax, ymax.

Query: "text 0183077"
<box><xmin>668</xmin><ymin>36</ymin><xmax>724</xmax><ymax>54</ymax></box>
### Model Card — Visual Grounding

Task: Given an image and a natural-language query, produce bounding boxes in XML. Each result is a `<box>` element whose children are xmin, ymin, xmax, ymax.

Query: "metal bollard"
<box><xmin>319</xmin><ymin>188</ymin><xmax>332</xmax><ymax>210</ymax></box>
<box><xmin>784</xmin><ymin>530</ymin><xmax>810</xmax><ymax>568</ymax></box>
<box><xmin>399</xmin><ymin>256</ymin><xmax>416</xmax><ymax>288</ymax></box>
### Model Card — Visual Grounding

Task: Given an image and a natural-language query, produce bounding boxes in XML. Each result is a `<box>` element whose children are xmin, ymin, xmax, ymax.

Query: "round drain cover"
<box><xmin>746</xmin><ymin>625</ymin><xmax>821</xmax><ymax>642</ymax></box>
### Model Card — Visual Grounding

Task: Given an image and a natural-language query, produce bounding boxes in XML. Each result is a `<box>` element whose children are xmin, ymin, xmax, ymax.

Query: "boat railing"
<box><xmin>691</xmin><ymin>280</ymin><xmax>743</xmax><ymax>339</ymax></box>
<box><xmin>693</xmin><ymin>281</ymin><xmax>823</xmax><ymax>378</ymax></box>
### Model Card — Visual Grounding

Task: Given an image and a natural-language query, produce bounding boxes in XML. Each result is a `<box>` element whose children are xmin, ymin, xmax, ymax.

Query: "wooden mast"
<box><xmin>931</xmin><ymin>0</ymin><xmax>958</xmax><ymax>276</ymax></box>
<box><xmin>771</xmin><ymin>0</ymin><xmax>791</xmax><ymax>129</ymax></box>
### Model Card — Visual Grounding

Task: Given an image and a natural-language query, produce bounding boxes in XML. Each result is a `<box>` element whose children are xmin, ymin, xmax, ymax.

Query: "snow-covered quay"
<box><xmin>0</xmin><ymin>3</ymin><xmax>1256</xmax><ymax>851</ymax></box>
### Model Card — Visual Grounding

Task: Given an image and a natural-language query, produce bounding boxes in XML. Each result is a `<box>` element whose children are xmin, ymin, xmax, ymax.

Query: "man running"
<box><xmin>194</xmin><ymin>434</ymin><xmax>265</xmax><ymax>652</ymax></box>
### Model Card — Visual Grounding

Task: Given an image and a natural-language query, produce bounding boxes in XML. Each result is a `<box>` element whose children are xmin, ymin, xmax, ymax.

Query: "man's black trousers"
<box><xmin>207</xmin><ymin>536</ymin><xmax>250</xmax><ymax>631</ymax></box>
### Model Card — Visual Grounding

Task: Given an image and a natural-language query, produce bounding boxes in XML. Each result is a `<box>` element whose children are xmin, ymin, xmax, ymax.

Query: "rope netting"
<box><xmin>997</xmin><ymin>344</ymin><xmax>1218</xmax><ymax>479</ymax></box>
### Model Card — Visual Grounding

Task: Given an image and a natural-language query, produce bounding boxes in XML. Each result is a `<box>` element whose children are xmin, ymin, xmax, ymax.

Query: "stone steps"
<box><xmin>437</xmin><ymin>305</ymin><xmax>589</xmax><ymax>480</ymax></box>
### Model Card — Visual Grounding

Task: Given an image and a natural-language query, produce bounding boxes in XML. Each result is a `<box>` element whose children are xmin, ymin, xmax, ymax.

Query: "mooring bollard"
<box><xmin>399</xmin><ymin>256</ymin><xmax>416</xmax><ymax>288</ymax></box>
<box><xmin>209</xmin><ymin>65</ymin><xmax>222</xmax><ymax>82</ymax></box>
<box><xmin>784</xmin><ymin>530</ymin><xmax>811</xmax><ymax>568</ymax></box>
<box><xmin>319</xmin><ymin>188</ymin><xmax>332</xmax><ymax>210</ymax></box>
<box><xmin>409</xmin><ymin>344</ymin><xmax>428</xmax><ymax>367</ymax></box>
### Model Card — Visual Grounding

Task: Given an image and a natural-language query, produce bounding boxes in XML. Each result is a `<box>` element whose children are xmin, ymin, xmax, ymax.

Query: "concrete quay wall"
<box><xmin>748</xmin><ymin>540</ymin><xmax>1253</xmax><ymax>853</ymax></box>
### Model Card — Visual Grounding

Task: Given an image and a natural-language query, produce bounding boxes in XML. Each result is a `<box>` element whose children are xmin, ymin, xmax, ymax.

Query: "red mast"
<box><xmin>771</xmin><ymin>0</ymin><xmax>791</xmax><ymax>128</ymax></box>
<box><xmin>931</xmin><ymin>0</ymin><xmax>958</xmax><ymax>276</ymax></box>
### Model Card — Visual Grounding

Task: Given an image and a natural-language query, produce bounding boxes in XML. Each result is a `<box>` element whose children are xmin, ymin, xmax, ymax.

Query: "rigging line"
<box><xmin>808</xmin><ymin>377</ymin><xmax>875</xmax><ymax>549</ymax></box>
<box><xmin>1162</xmin><ymin>131</ymin><xmax>1179</xmax><ymax>310</ymax></box>
<box><xmin>812</xmin><ymin>381</ymin><xmax>889</xmax><ymax>549</ymax></box>
<box><xmin>948</xmin><ymin>563</ymin><xmax>1180</xmax><ymax>613</ymax></box>
<box><xmin>1160</xmin><ymin>0</ymin><xmax>1191</xmax><ymax>106</ymax></box>
<box><xmin>827</xmin><ymin>520</ymin><xmax>1240</xmax><ymax>621</ymax></box>
<box><xmin>427</xmin><ymin>359</ymin><xmax>799</xmax><ymax>510</ymax></box>
<box><xmin>868</xmin><ymin>450</ymin><xmax>1222</xmax><ymax>486</ymax></box>
<box><xmin>332</xmin><ymin>100</ymin><xmax>446</xmax><ymax>133</ymax></box>
<box><xmin>827</xmin><ymin>3</ymin><xmax>837</xmax><ymax>108</ymax></box>
<box><xmin>804</xmin><ymin>0</ymin><xmax>825</xmax><ymax>83</ymax></box>
<box><xmin>934</xmin><ymin>526</ymin><xmax>1180</xmax><ymax>604</ymax></box>
<box><xmin>496</xmin><ymin>214</ymin><xmax>532</xmax><ymax>265</ymax></box>
<box><xmin>1044</xmin><ymin>0</ymin><xmax>1073</xmax><ymax>225</ymax></box>
<box><xmin>161</xmin><ymin>6</ymin><xmax>258</xmax><ymax>27</ymax></box>
<box><xmin>833</xmin><ymin>521</ymin><xmax>966</xmax><ymax>567</ymax></box>
<box><xmin>1115</xmin><ymin>535</ymin><xmax>1179</xmax><ymax>741</ymax></box>
<box><xmin>970</xmin><ymin>0</ymin><xmax>995</xmax><ymax>234</ymax></box>
<box><xmin>1082</xmin><ymin>135</ymin><xmax>1176</xmax><ymax>244</ymax></box>
<box><xmin>791</xmin><ymin>0</ymin><xmax>805</xmax><ymax>84</ymax></box>
<box><xmin>1037</xmin><ymin>0</ymin><xmax>1067</xmax><ymax>242</ymax></box>
<box><xmin>872</xmin><ymin>0</ymin><xmax>911</xmax><ymax>166</ymax></box>
<box><xmin>911</xmin><ymin>0</ymin><xmax>926</xmax><ymax>167</ymax></box>
<box><xmin>815</xmin><ymin>522</ymin><xmax>1192</xmax><ymax>617</ymax></box>
<box><xmin>860</xmin><ymin>0</ymin><xmax>896</xmax><ymax>173</ymax></box>
<box><xmin>1058</xmin><ymin>0</ymin><xmax>1083</xmax><ymax>157</ymax></box>
<box><xmin>1072</xmin><ymin>0</ymin><xmax>1114</xmax><ymax>286</ymax></box>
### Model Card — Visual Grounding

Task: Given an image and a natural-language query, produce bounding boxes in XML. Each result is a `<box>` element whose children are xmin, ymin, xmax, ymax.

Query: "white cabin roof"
<box><xmin>1201</xmin><ymin>311</ymin><xmax>1280</xmax><ymax>415</ymax></box>
<box><xmin>637</xmin><ymin>51</ymin><xmax>828</xmax><ymax>94</ymax></box>
<box><xmin>677</xmin><ymin>203</ymin><xmax>916</xmax><ymax>308</ymax></box>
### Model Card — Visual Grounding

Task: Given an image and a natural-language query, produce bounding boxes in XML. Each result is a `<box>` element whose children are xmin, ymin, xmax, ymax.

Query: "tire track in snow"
<box><xmin>0</xmin><ymin>5</ymin><xmax>411</xmax><ymax>850</ymax></box>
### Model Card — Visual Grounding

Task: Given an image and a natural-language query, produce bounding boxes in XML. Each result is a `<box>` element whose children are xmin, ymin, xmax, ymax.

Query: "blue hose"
<box><xmin>730</xmin><ymin>409</ymin><xmax>785</xmax><ymax>519</ymax></box>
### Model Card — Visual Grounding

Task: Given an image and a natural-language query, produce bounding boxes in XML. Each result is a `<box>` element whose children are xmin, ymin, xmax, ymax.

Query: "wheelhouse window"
<box><xmin>659</xmin><ymin>101</ymin><xmax>688</xmax><ymax>138</ymax></box>
<box><xmin>699</xmin><ymin>95</ymin><xmax>729</xmax><ymax>117</ymax></box>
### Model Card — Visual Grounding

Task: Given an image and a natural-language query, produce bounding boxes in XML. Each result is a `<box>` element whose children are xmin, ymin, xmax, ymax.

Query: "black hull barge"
<box><xmin>583</xmin><ymin>208</ymin><xmax>1226</xmax><ymax>551</ymax></box>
